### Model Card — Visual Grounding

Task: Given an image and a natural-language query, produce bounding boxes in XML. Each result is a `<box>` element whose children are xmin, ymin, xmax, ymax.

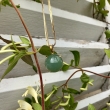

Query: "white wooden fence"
<box><xmin>0</xmin><ymin>0</ymin><xmax>110</xmax><ymax>110</ymax></box>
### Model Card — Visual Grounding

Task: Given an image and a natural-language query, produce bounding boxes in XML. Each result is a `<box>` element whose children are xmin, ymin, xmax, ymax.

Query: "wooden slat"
<box><xmin>0</xmin><ymin>34</ymin><xmax>109</xmax><ymax>49</ymax></box>
<box><xmin>0</xmin><ymin>65</ymin><xmax>110</xmax><ymax>93</ymax></box>
<box><xmin>43</xmin><ymin>0</ymin><xmax>94</xmax><ymax>18</ymax></box>
<box><xmin>13</xmin><ymin>0</ymin><xmax>106</xmax><ymax>27</ymax></box>
<box><xmin>0</xmin><ymin>7</ymin><xmax>103</xmax><ymax>40</ymax></box>
<box><xmin>77</xmin><ymin>90</ymin><xmax>110</xmax><ymax>109</ymax></box>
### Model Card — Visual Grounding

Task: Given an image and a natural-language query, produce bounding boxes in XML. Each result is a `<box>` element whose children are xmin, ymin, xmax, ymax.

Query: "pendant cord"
<box><xmin>41</xmin><ymin>0</ymin><xmax>49</xmax><ymax>46</ymax></box>
<box><xmin>40</xmin><ymin>0</ymin><xmax>56</xmax><ymax>48</ymax></box>
<box><xmin>47</xmin><ymin>0</ymin><xmax>56</xmax><ymax>46</ymax></box>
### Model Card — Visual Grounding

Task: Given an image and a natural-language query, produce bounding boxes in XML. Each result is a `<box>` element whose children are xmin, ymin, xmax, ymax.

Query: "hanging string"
<box><xmin>40</xmin><ymin>0</ymin><xmax>56</xmax><ymax>48</ymax></box>
<box><xmin>47</xmin><ymin>0</ymin><xmax>56</xmax><ymax>46</ymax></box>
<box><xmin>40</xmin><ymin>0</ymin><xmax>49</xmax><ymax>46</ymax></box>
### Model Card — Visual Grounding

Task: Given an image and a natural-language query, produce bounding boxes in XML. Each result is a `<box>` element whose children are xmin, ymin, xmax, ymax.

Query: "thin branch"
<box><xmin>9</xmin><ymin>0</ymin><xmax>45</xmax><ymax>110</ymax></box>
<box><xmin>65</xmin><ymin>70</ymin><xmax>81</xmax><ymax>85</ymax></box>
<box><xmin>93</xmin><ymin>0</ymin><xmax>95</xmax><ymax>18</ymax></box>
<box><xmin>64</xmin><ymin>69</ymin><xmax>110</xmax><ymax>86</ymax></box>
<box><xmin>83</xmin><ymin>69</ymin><xmax>110</xmax><ymax>78</ymax></box>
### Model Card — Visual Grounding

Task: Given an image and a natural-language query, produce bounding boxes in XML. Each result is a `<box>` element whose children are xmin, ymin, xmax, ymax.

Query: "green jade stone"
<box><xmin>45</xmin><ymin>54</ymin><xmax>63</xmax><ymax>72</ymax></box>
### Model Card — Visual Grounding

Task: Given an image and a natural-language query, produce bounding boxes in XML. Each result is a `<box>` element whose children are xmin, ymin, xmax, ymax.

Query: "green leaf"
<box><xmin>88</xmin><ymin>104</ymin><xmax>96</xmax><ymax>110</ymax></box>
<box><xmin>70</xmin><ymin>59</ymin><xmax>74</xmax><ymax>66</ymax></box>
<box><xmin>33</xmin><ymin>0</ymin><xmax>41</xmax><ymax>3</ymax></box>
<box><xmin>0</xmin><ymin>36</ymin><xmax>12</xmax><ymax>44</ymax></box>
<box><xmin>0</xmin><ymin>36</ymin><xmax>27</xmax><ymax>50</ymax></box>
<box><xmin>69</xmin><ymin>94</ymin><xmax>74</xmax><ymax>105</ymax></box>
<box><xmin>38</xmin><ymin>45</ymin><xmax>52</xmax><ymax>56</ymax></box>
<box><xmin>16</xmin><ymin>5</ymin><xmax>20</xmax><ymax>8</ymax></box>
<box><xmin>80</xmin><ymin>82</ymin><xmax>88</xmax><ymax>92</ymax></box>
<box><xmin>24</xmin><ymin>97</ymin><xmax>32</xmax><ymax>105</ymax></box>
<box><xmin>80</xmin><ymin>73</ymin><xmax>90</xmax><ymax>83</ymax></box>
<box><xmin>32</xmin><ymin>103</ymin><xmax>42</xmax><ymax>110</ymax></box>
<box><xmin>62</xmin><ymin>88</ymin><xmax>80</xmax><ymax>94</ymax></box>
<box><xmin>82</xmin><ymin>83</ymin><xmax>87</xmax><ymax>88</ymax></box>
<box><xmin>8</xmin><ymin>55</ymin><xmax>15</xmax><ymax>65</ymax></box>
<box><xmin>20</xmin><ymin>36</ymin><xmax>30</xmax><ymax>45</ymax></box>
<box><xmin>45</xmin><ymin>85</ymin><xmax>58</xmax><ymax>102</ymax></box>
<box><xmin>62</xmin><ymin>64</ymin><xmax>70</xmax><ymax>71</ymax></box>
<box><xmin>105</xmin><ymin>49</ymin><xmax>110</xmax><ymax>58</ymax></box>
<box><xmin>45</xmin><ymin>94</ymin><xmax>52</xmax><ymax>110</ymax></box>
<box><xmin>105</xmin><ymin>30</ymin><xmax>110</xmax><ymax>39</ymax></box>
<box><xmin>62</xmin><ymin>89</ymin><xmax>69</xmax><ymax>93</ymax></box>
<box><xmin>51</xmin><ymin>99</ymin><xmax>61</xmax><ymax>105</ymax></box>
<box><xmin>32</xmin><ymin>97</ymin><xmax>36</xmax><ymax>103</ymax></box>
<box><xmin>33</xmin><ymin>65</ymin><xmax>37</xmax><ymax>73</ymax></box>
<box><xmin>98</xmin><ymin>0</ymin><xmax>105</xmax><ymax>10</ymax></box>
<box><xmin>64</xmin><ymin>106</ymin><xmax>69</xmax><ymax>110</ymax></box>
<box><xmin>21</xmin><ymin>55</ymin><xmax>33</xmax><ymax>66</ymax></box>
<box><xmin>52</xmin><ymin>85</ymin><xmax>58</xmax><ymax>94</ymax></box>
<box><xmin>70</xmin><ymin>50</ymin><xmax>80</xmax><ymax>67</ymax></box>
<box><xmin>60</xmin><ymin>99</ymin><xmax>70</xmax><ymax>106</ymax></box>
<box><xmin>64</xmin><ymin>94</ymin><xmax>78</xmax><ymax>110</ymax></box>
<box><xmin>11</xmin><ymin>36</ymin><xmax>18</xmax><ymax>51</ymax></box>
<box><xmin>1</xmin><ymin>0</ymin><xmax>20</xmax><ymax>8</ymax></box>
<box><xmin>1</xmin><ymin>52</ymin><xmax>26</xmax><ymax>80</ymax></box>
<box><xmin>101</xmin><ymin>10</ymin><xmax>109</xmax><ymax>16</ymax></box>
<box><xmin>68</xmin><ymin>88</ymin><xmax>80</xmax><ymax>94</ymax></box>
<box><xmin>69</xmin><ymin>102</ymin><xmax>78</xmax><ymax>110</ymax></box>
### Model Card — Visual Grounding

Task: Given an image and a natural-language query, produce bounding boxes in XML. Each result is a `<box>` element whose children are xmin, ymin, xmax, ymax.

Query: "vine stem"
<box><xmin>64</xmin><ymin>69</ymin><xmax>110</xmax><ymax>85</ymax></box>
<box><xmin>93</xmin><ymin>0</ymin><xmax>95</xmax><ymax>18</ymax></box>
<box><xmin>65</xmin><ymin>70</ymin><xmax>81</xmax><ymax>85</ymax></box>
<box><xmin>83</xmin><ymin>69</ymin><xmax>110</xmax><ymax>78</ymax></box>
<box><xmin>9</xmin><ymin>0</ymin><xmax>45</xmax><ymax>110</ymax></box>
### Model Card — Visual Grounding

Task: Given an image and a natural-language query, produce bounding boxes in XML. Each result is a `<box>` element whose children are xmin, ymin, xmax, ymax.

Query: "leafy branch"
<box><xmin>93</xmin><ymin>0</ymin><xmax>110</xmax><ymax>20</ymax></box>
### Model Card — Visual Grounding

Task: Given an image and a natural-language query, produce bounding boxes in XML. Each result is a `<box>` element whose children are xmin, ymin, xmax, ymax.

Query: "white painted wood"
<box><xmin>0</xmin><ymin>65</ymin><xmax>110</xmax><ymax>93</ymax></box>
<box><xmin>76</xmin><ymin>89</ymin><xmax>110</xmax><ymax>109</ymax></box>
<box><xmin>86</xmin><ymin>0</ymin><xmax>93</xmax><ymax>2</ymax></box>
<box><xmin>86</xmin><ymin>0</ymin><xmax>98</xmax><ymax>3</ymax></box>
<box><xmin>43</xmin><ymin>0</ymin><xmax>94</xmax><ymax>18</ymax></box>
<box><xmin>0</xmin><ymin>6</ymin><xmax>104</xmax><ymax>41</ymax></box>
<box><xmin>0</xmin><ymin>34</ymin><xmax>109</xmax><ymax>49</ymax></box>
<box><xmin>13</xmin><ymin>0</ymin><xmax>106</xmax><ymax>27</ymax></box>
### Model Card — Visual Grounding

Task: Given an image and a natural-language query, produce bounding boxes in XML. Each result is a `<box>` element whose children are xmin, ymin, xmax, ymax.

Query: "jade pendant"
<box><xmin>45</xmin><ymin>54</ymin><xmax>63</xmax><ymax>72</ymax></box>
